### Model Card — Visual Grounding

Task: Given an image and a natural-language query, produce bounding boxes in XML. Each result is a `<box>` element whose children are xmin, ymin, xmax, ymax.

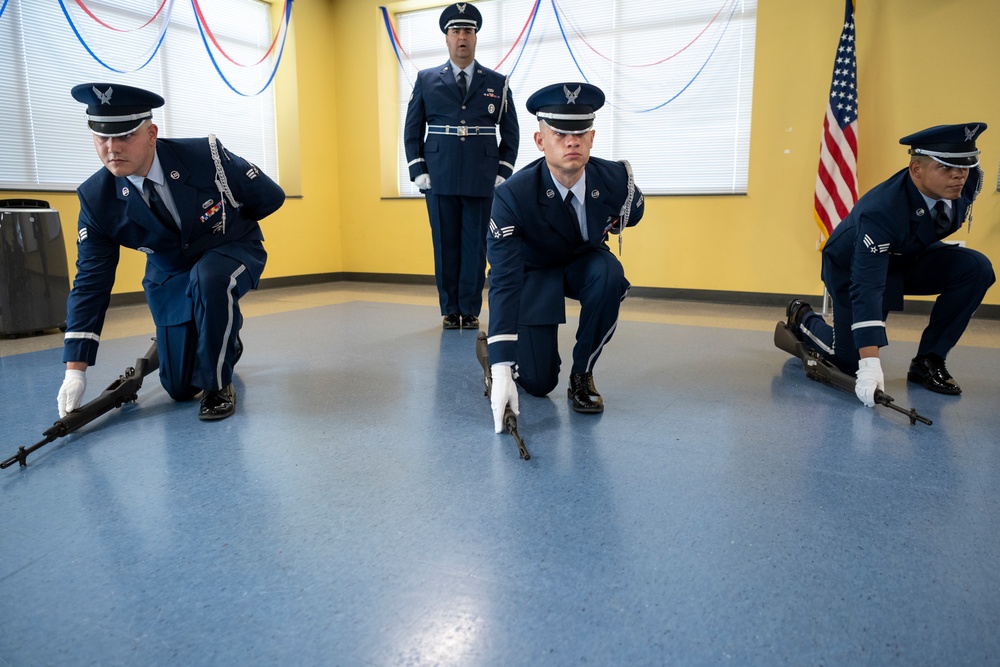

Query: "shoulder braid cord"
<box><xmin>208</xmin><ymin>134</ymin><xmax>242</xmax><ymax>235</ymax></box>
<box><xmin>966</xmin><ymin>165</ymin><xmax>984</xmax><ymax>232</ymax></box>
<box><xmin>616</xmin><ymin>159</ymin><xmax>635</xmax><ymax>255</ymax></box>
<box><xmin>498</xmin><ymin>75</ymin><xmax>510</xmax><ymax>121</ymax></box>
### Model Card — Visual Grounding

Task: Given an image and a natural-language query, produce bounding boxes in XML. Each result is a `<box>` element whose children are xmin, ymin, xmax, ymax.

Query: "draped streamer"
<box><xmin>0</xmin><ymin>0</ymin><xmax>9</xmax><ymax>21</ymax></box>
<box><xmin>73</xmin><ymin>0</ymin><xmax>169</xmax><ymax>32</ymax></box>
<box><xmin>57</xmin><ymin>0</ymin><xmax>174</xmax><ymax>74</ymax></box>
<box><xmin>380</xmin><ymin>6</ymin><xmax>414</xmax><ymax>88</ymax></box>
<box><xmin>551</xmin><ymin>0</ymin><xmax>730</xmax><ymax>68</ymax></box>
<box><xmin>381</xmin><ymin>0</ymin><xmax>743</xmax><ymax>114</ymax></box>
<box><xmin>192</xmin><ymin>0</ymin><xmax>288</xmax><ymax>67</ymax></box>
<box><xmin>552</xmin><ymin>0</ymin><xmax>740</xmax><ymax>113</ymax></box>
<box><xmin>493</xmin><ymin>0</ymin><xmax>541</xmax><ymax>72</ymax></box>
<box><xmin>51</xmin><ymin>0</ymin><xmax>290</xmax><ymax>94</ymax></box>
<box><xmin>194</xmin><ymin>0</ymin><xmax>292</xmax><ymax>96</ymax></box>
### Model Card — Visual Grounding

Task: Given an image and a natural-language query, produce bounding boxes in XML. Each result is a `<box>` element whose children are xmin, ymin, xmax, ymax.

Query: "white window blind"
<box><xmin>0</xmin><ymin>0</ymin><xmax>278</xmax><ymax>191</ymax></box>
<box><xmin>394</xmin><ymin>0</ymin><xmax>756</xmax><ymax>196</ymax></box>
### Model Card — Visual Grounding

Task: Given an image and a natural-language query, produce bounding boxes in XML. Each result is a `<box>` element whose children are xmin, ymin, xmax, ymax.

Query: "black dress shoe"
<box><xmin>567</xmin><ymin>372</ymin><xmax>604</xmax><ymax>413</ymax></box>
<box><xmin>461</xmin><ymin>314</ymin><xmax>479</xmax><ymax>329</ymax></box>
<box><xmin>907</xmin><ymin>355</ymin><xmax>961</xmax><ymax>395</ymax></box>
<box><xmin>786</xmin><ymin>299</ymin><xmax>812</xmax><ymax>339</ymax></box>
<box><xmin>233</xmin><ymin>335</ymin><xmax>244</xmax><ymax>365</ymax></box>
<box><xmin>199</xmin><ymin>384</ymin><xmax>237</xmax><ymax>421</ymax></box>
<box><xmin>443</xmin><ymin>314</ymin><xmax>461</xmax><ymax>330</ymax></box>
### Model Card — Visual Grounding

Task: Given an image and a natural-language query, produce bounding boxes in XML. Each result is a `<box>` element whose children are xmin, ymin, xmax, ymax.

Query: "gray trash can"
<box><xmin>0</xmin><ymin>199</ymin><xmax>71</xmax><ymax>336</ymax></box>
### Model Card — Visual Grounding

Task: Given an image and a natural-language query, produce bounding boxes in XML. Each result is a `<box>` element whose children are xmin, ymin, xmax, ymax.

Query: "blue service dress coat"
<box><xmin>820</xmin><ymin>167</ymin><xmax>981</xmax><ymax>350</ymax></box>
<box><xmin>485</xmin><ymin>155</ymin><xmax>644</xmax><ymax>364</ymax></box>
<box><xmin>403</xmin><ymin>60</ymin><xmax>519</xmax><ymax>195</ymax></box>
<box><xmin>64</xmin><ymin>137</ymin><xmax>285</xmax><ymax>365</ymax></box>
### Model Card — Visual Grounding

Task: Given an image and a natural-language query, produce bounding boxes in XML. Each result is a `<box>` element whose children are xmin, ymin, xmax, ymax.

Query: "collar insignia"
<box><xmin>546</xmin><ymin>189</ymin><xmax>555</xmax><ymax>199</ymax></box>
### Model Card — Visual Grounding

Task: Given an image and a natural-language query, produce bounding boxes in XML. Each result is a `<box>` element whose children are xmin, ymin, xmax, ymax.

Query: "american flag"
<box><xmin>814</xmin><ymin>0</ymin><xmax>858</xmax><ymax>241</ymax></box>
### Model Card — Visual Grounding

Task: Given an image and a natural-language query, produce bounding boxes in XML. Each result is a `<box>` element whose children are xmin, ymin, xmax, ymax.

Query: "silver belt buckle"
<box><xmin>457</xmin><ymin>126</ymin><xmax>468</xmax><ymax>137</ymax></box>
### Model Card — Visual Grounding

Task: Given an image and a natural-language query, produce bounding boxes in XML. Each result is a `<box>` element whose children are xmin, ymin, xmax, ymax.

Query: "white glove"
<box><xmin>58</xmin><ymin>369</ymin><xmax>87</xmax><ymax>418</ymax></box>
<box><xmin>414</xmin><ymin>173</ymin><xmax>431</xmax><ymax>191</ymax></box>
<box><xmin>855</xmin><ymin>357</ymin><xmax>884</xmax><ymax>408</ymax></box>
<box><xmin>494</xmin><ymin>175</ymin><xmax>506</xmax><ymax>187</ymax></box>
<box><xmin>490</xmin><ymin>363</ymin><xmax>519</xmax><ymax>434</ymax></box>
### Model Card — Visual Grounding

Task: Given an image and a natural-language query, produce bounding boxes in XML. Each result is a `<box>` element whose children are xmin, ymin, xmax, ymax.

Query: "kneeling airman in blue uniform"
<box><xmin>484</xmin><ymin>82</ymin><xmax>643</xmax><ymax>432</ymax></box>
<box><xmin>787</xmin><ymin>123</ymin><xmax>994</xmax><ymax>406</ymax></box>
<box><xmin>58</xmin><ymin>83</ymin><xmax>285</xmax><ymax>421</ymax></box>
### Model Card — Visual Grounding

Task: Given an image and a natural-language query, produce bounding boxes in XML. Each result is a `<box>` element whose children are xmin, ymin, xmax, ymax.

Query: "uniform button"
<box><xmin>461</xmin><ymin>138</ymin><xmax>466</xmax><ymax>142</ymax></box>
<box><xmin>460</xmin><ymin>120</ymin><xmax>466</xmax><ymax>124</ymax></box>
<box><xmin>183</xmin><ymin>244</ymin><xmax>190</xmax><ymax>249</ymax></box>
<box><xmin>461</xmin><ymin>106</ymin><xmax>467</xmax><ymax>110</ymax></box>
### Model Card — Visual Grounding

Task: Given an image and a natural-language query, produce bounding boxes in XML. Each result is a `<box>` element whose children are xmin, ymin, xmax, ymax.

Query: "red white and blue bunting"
<box><xmin>39</xmin><ymin>0</ymin><xmax>293</xmax><ymax>95</ymax></box>
<box><xmin>380</xmin><ymin>0</ymin><xmax>742</xmax><ymax>114</ymax></box>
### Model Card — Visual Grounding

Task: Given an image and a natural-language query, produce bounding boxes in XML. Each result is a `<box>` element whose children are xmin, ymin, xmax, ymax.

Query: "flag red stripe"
<box><xmin>816</xmin><ymin>152</ymin><xmax>851</xmax><ymax>222</ymax></box>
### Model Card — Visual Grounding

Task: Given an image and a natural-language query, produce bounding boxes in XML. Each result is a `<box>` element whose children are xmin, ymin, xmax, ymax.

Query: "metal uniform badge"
<box><xmin>121</xmin><ymin>187</ymin><xmax>130</xmax><ymax>197</ymax></box>
<box><xmin>591</xmin><ymin>190</ymin><xmax>599</xmax><ymax>199</ymax></box>
<box><xmin>170</xmin><ymin>171</ymin><xmax>180</xmax><ymax>180</ymax></box>
<box><xmin>546</xmin><ymin>189</ymin><xmax>555</xmax><ymax>199</ymax></box>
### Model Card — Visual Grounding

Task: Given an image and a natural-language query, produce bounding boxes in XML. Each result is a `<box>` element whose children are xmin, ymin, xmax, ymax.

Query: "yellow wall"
<box><xmin>5</xmin><ymin>0</ymin><xmax>999</xmax><ymax>307</ymax></box>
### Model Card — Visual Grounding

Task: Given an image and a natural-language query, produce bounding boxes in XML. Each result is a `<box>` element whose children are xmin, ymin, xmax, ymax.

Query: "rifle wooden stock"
<box><xmin>774</xmin><ymin>322</ymin><xmax>931</xmax><ymax>426</ymax></box>
<box><xmin>2</xmin><ymin>339</ymin><xmax>160</xmax><ymax>469</ymax></box>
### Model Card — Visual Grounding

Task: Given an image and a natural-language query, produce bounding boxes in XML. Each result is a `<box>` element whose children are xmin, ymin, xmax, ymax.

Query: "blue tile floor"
<box><xmin>1</xmin><ymin>286</ymin><xmax>998</xmax><ymax>666</ymax></box>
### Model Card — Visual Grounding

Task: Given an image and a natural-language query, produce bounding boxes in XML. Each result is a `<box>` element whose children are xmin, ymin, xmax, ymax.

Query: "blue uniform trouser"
<box><xmin>801</xmin><ymin>244</ymin><xmax>995</xmax><ymax>374</ymax></box>
<box><xmin>515</xmin><ymin>250</ymin><xmax>628</xmax><ymax>397</ymax></box>
<box><xmin>156</xmin><ymin>250</ymin><xmax>254</xmax><ymax>400</ymax></box>
<box><xmin>424</xmin><ymin>192</ymin><xmax>490</xmax><ymax>316</ymax></box>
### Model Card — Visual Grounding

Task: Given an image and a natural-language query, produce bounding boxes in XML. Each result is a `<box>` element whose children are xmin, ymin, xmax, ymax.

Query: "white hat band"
<box><xmin>537</xmin><ymin>111</ymin><xmax>596</xmax><ymax>122</ymax></box>
<box><xmin>87</xmin><ymin>111</ymin><xmax>153</xmax><ymax>123</ymax></box>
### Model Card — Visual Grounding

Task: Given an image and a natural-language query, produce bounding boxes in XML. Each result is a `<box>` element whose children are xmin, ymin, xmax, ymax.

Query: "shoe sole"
<box><xmin>199</xmin><ymin>408</ymin><xmax>236</xmax><ymax>421</ymax></box>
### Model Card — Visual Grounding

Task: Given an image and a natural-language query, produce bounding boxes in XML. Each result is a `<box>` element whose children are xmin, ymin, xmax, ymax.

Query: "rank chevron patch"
<box><xmin>863</xmin><ymin>234</ymin><xmax>890</xmax><ymax>254</ymax></box>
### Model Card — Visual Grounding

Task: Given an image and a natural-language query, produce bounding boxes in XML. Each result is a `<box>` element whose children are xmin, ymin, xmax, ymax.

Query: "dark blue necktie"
<box><xmin>934</xmin><ymin>200</ymin><xmax>951</xmax><ymax>234</ymax></box>
<box><xmin>565</xmin><ymin>191</ymin><xmax>585</xmax><ymax>243</ymax></box>
<box><xmin>143</xmin><ymin>178</ymin><xmax>177</xmax><ymax>232</ymax></box>
<box><xmin>457</xmin><ymin>71</ymin><xmax>467</xmax><ymax>100</ymax></box>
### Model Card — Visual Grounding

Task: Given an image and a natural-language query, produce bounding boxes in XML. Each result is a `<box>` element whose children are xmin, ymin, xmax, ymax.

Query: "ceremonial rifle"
<box><xmin>476</xmin><ymin>331</ymin><xmax>530</xmax><ymax>460</ymax></box>
<box><xmin>774</xmin><ymin>322</ymin><xmax>931</xmax><ymax>426</ymax></box>
<box><xmin>2</xmin><ymin>339</ymin><xmax>160</xmax><ymax>469</ymax></box>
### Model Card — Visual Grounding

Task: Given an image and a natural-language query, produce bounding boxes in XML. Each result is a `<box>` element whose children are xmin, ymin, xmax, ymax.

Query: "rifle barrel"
<box><xmin>504</xmin><ymin>409</ymin><xmax>530</xmax><ymax>460</ymax></box>
<box><xmin>875</xmin><ymin>391</ymin><xmax>933</xmax><ymax>426</ymax></box>
<box><xmin>3</xmin><ymin>339</ymin><xmax>159</xmax><ymax>469</ymax></box>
